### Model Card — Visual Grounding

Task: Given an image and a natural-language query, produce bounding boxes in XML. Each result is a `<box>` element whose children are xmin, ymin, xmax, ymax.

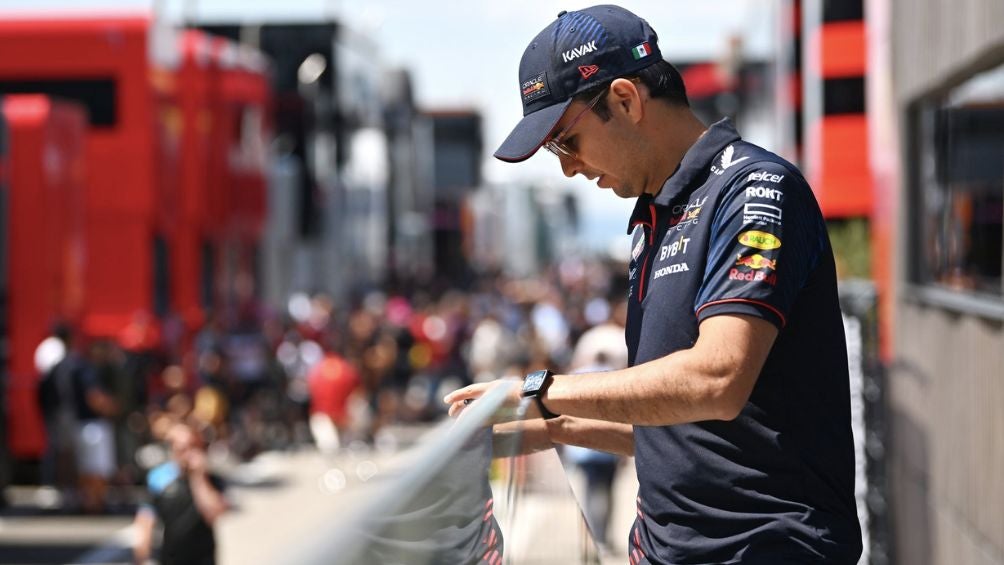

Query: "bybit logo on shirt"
<box><xmin>659</xmin><ymin>236</ymin><xmax>690</xmax><ymax>261</ymax></box>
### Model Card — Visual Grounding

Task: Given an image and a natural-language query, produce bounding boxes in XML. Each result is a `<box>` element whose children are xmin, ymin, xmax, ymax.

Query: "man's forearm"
<box><xmin>189</xmin><ymin>473</ymin><xmax>227</xmax><ymax>524</ymax></box>
<box><xmin>543</xmin><ymin>315</ymin><xmax>777</xmax><ymax>426</ymax></box>
<box><xmin>132</xmin><ymin>510</ymin><xmax>155</xmax><ymax>565</ymax></box>
<box><xmin>543</xmin><ymin>349</ymin><xmax>725</xmax><ymax>426</ymax></box>
<box><xmin>491</xmin><ymin>416</ymin><xmax>634</xmax><ymax>458</ymax></box>
<box><xmin>547</xmin><ymin>416</ymin><xmax>634</xmax><ymax>457</ymax></box>
<box><xmin>491</xmin><ymin>419</ymin><xmax>553</xmax><ymax>457</ymax></box>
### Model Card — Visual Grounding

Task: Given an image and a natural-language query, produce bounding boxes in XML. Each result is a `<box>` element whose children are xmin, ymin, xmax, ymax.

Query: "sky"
<box><xmin>1</xmin><ymin>0</ymin><xmax>778</xmax><ymax>252</ymax></box>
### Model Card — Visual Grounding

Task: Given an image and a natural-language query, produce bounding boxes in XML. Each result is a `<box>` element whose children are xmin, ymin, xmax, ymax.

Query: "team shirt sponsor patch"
<box><xmin>738</xmin><ymin>230</ymin><xmax>781</xmax><ymax>250</ymax></box>
<box><xmin>653</xmin><ymin>262</ymin><xmax>689</xmax><ymax>279</ymax></box>
<box><xmin>745</xmin><ymin>186</ymin><xmax>783</xmax><ymax>201</ymax></box>
<box><xmin>747</xmin><ymin>170</ymin><xmax>785</xmax><ymax>183</ymax></box>
<box><xmin>711</xmin><ymin>145</ymin><xmax>749</xmax><ymax>175</ymax></box>
<box><xmin>521</xmin><ymin>72</ymin><xmax>550</xmax><ymax>103</ymax></box>
<box><xmin>668</xmin><ymin>196</ymin><xmax>706</xmax><ymax>230</ymax></box>
<box><xmin>735</xmin><ymin>253</ymin><xmax>777</xmax><ymax>271</ymax></box>
<box><xmin>631</xmin><ymin>237</ymin><xmax>645</xmax><ymax>260</ymax></box>
<box><xmin>743</xmin><ymin>202</ymin><xmax>782</xmax><ymax>226</ymax></box>
<box><xmin>658</xmin><ymin>236</ymin><xmax>690</xmax><ymax>261</ymax></box>
<box><xmin>728</xmin><ymin>267</ymin><xmax>778</xmax><ymax>286</ymax></box>
<box><xmin>730</xmin><ymin>252</ymin><xmax>779</xmax><ymax>286</ymax></box>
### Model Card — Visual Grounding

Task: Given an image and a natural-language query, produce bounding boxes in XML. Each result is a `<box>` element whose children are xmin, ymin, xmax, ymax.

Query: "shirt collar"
<box><xmin>626</xmin><ymin>117</ymin><xmax>742</xmax><ymax>233</ymax></box>
<box><xmin>627</xmin><ymin>193</ymin><xmax>656</xmax><ymax>234</ymax></box>
<box><xmin>654</xmin><ymin>117</ymin><xmax>742</xmax><ymax>206</ymax></box>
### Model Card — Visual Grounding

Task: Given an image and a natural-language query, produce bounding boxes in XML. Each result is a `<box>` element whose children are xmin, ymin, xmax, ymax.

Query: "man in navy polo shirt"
<box><xmin>445</xmin><ymin>5</ymin><xmax>862</xmax><ymax>564</ymax></box>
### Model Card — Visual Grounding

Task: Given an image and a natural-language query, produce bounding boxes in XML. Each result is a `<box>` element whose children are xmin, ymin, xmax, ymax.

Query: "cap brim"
<box><xmin>493</xmin><ymin>101</ymin><xmax>571</xmax><ymax>163</ymax></box>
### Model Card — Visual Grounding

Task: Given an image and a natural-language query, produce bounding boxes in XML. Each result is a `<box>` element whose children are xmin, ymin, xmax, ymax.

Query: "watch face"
<box><xmin>522</xmin><ymin>370</ymin><xmax>547</xmax><ymax>395</ymax></box>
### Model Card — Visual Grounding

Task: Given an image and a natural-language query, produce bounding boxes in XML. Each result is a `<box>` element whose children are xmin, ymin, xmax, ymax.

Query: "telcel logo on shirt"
<box><xmin>738</xmin><ymin>230</ymin><xmax>781</xmax><ymax>250</ymax></box>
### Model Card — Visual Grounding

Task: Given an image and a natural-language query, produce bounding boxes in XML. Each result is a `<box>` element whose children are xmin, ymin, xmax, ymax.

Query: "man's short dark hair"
<box><xmin>576</xmin><ymin>59</ymin><xmax>689</xmax><ymax>121</ymax></box>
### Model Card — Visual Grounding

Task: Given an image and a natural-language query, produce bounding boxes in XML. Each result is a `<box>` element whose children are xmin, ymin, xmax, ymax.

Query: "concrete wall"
<box><xmin>892</xmin><ymin>0</ymin><xmax>1004</xmax><ymax>100</ymax></box>
<box><xmin>889</xmin><ymin>306</ymin><xmax>1004</xmax><ymax>564</ymax></box>
<box><xmin>888</xmin><ymin>0</ymin><xmax>1004</xmax><ymax>563</ymax></box>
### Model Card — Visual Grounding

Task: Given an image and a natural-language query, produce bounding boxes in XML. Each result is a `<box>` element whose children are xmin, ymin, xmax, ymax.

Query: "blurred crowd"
<box><xmin>31</xmin><ymin>257</ymin><xmax>630</xmax><ymax>520</ymax></box>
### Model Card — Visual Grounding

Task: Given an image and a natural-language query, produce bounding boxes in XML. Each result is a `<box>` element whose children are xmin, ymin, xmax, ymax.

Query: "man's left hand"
<box><xmin>443</xmin><ymin>378</ymin><xmax>526</xmax><ymax>420</ymax></box>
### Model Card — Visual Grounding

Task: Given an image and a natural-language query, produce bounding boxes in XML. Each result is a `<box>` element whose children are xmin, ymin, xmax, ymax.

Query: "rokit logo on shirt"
<box><xmin>745</xmin><ymin>186</ymin><xmax>783</xmax><ymax>201</ymax></box>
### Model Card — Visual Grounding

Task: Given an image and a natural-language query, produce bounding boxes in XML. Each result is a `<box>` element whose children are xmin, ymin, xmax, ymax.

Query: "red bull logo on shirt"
<box><xmin>728</xmin><ymin>267</ymin><xmax>778</xmax><ymax>286</ymax></box>
<box><xmin>731</xmin><ymin>253</ymin><xmax>778</xmax><ymax>286</ymax></box>
<box><xmin>735</xmin><ymin>253</ymin><xmax>777</xmax><ymax>270</ymax></box>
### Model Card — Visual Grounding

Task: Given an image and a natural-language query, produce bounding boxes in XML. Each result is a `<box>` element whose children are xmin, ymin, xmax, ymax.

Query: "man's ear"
<box><xmin>608</xmin><ymin>78</ymin><xmax>645</xmax><ymax>124</ymax></box>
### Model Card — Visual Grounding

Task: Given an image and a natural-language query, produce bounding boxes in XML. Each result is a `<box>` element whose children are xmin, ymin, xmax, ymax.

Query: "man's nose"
<box><xmin>558</xmin><ymin>153</ymin><xmax>580</xmax><ymax>178</ymax></box>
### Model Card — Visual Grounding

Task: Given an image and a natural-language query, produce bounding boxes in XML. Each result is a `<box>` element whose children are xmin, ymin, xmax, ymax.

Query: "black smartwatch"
<box><xmin>521</xmin><ymin>369</ymin><xmax>560</xmax><ymax>419</ymax></box>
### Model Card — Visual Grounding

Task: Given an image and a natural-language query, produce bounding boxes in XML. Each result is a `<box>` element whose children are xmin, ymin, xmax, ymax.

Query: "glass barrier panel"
<box><xmin>279</xmin><ymin>381</ymin><xmax>601</xmax><ymax>565</ymax></box>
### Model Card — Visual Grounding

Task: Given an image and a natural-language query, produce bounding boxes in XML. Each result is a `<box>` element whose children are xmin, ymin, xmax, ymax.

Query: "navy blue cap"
<box><xmin>494</xmin><ymin>5</ymin><xmax>662</xmax><ymax>162</ymax></box>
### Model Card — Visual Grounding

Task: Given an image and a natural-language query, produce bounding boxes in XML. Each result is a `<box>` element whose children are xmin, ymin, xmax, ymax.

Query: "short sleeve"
<box><xmin>694</xmin><ymin>161</ymin><xmax>826</xmax><ymax>328</ymax></box>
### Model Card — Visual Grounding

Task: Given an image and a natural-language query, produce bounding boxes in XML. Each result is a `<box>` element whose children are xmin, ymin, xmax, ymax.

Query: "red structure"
<box><xmin>0</xmin><ymin>17</ymin><xmax>175</xmax><ymax>338</ymax></box>
<box><xmin>803</xmin><ymin>1</ymin><xmax>871</xmax><ymax>218</ymax></box>
<box><xmin>1</xmin><ymin>95</ymin><xmax>88</xmax><ymax>458</ymax></box>
<box><xmin>207</xmin><ymin>37</ymin><xmax>270</xmax><ymax>319</ymax></box>
<box><xmin>0</xmin><ymin>17</ymin><xmax>270</xmax><ymax>463</ymax></box>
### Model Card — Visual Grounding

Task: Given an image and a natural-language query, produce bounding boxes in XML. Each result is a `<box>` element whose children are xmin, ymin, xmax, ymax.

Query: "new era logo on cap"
<box><xmin>579</xmin><ymin>65</ymin><xmax>600</xmax><ymax>79</ymax></box>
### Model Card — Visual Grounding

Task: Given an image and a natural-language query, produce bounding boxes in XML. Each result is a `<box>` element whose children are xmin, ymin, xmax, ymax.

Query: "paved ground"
<box><xmin>0</xmin><ymin>428</ymin><xmax>639</xmax><ymax>565</ymax></box>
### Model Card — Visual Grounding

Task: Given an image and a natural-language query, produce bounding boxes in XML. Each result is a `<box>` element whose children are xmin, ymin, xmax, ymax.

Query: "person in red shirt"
<box><xmin>307</xmin><ymin>342</ymin><xmax>360</xmax><ymax>454</ymax></box>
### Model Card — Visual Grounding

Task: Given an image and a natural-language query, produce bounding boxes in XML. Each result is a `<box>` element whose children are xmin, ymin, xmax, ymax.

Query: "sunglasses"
<box><xmin>543</xmin><ymin>89</ymin><xmax>606</xmax><ymax>159</ymax></box>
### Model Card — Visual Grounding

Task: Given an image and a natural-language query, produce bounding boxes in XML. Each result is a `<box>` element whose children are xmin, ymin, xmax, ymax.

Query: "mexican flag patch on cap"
<box><xmin>632</xmin><ymin>42</ymin><xmax>652</xmax><ymax>60</ymax></box>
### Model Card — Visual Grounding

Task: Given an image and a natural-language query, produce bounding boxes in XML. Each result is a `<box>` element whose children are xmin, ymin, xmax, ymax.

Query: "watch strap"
<box><xmin>522</xmin><ymin>370</ymin><xmax>560</xmax><ymax>419</ymax></box>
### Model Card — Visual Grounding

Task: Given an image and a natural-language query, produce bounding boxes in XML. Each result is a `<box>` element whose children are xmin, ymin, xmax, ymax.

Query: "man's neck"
<box><xmin>642</xmin><ymin>106</ymin><xmax>707</xmax><ymax>196</ymax></box>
